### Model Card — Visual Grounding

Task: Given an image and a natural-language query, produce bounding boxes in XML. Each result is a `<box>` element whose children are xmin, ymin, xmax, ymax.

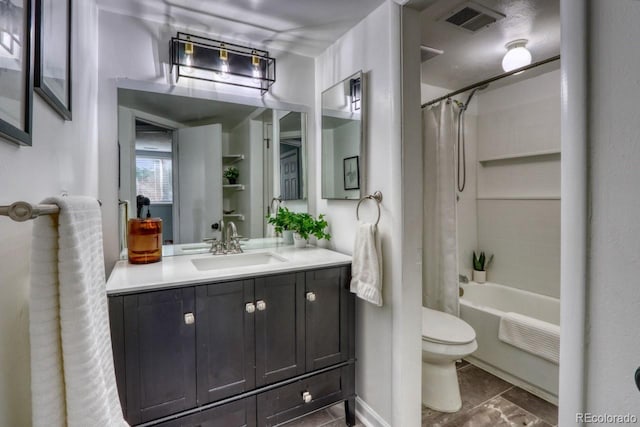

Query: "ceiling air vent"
<box><xmin>441</xmin><ymin>1</ymin><xmax>505</xmax><ymax>33</ymax></box>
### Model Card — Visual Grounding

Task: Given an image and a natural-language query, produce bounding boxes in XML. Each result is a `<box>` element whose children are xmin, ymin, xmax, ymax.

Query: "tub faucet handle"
<box><xmin>459</xmin><ymin>274</ymin><xmax>469</xmax><ymax>284</ymax></box>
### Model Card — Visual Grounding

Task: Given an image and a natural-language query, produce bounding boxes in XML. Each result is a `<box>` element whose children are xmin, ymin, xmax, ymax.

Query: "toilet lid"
<box><xmin>422</xmin><ymin>308</ymin><xmax>476</xmax><ymax>345</ymax></box>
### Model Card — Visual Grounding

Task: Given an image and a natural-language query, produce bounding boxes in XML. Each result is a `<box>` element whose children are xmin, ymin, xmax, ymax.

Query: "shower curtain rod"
<box><xmin>421</xmin><ymin>54</ymin><xmax>560</xmax><ymax>108</ymax></box>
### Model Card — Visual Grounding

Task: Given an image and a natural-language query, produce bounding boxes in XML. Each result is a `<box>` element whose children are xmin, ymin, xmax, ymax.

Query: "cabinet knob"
<box><xmin>245</xmin><ymin>303</ymin><xmax>256</xmax><ymax>313</ymax></box>
<box><xmin>184</xmin><ymin>313</ymin><xmax>195</xmax><ymax>325</ymax></box>
<box><xmin>306</xmin><ymin>292</ymin><xmax>316</xmax><ymax>302</ymax></box>
<box><xmin>302</xmin><ymin>391</ymin><xmax>312</xmax><ymax>403</ymax></box>
<box><xmin>256</xmin><ymin>300</ymin><xmax>267</xmax><ymax>311</ymax></box>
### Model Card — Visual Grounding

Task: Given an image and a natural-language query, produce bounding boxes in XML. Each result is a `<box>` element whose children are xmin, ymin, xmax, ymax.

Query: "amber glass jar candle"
<box><xmin>127</xmin><ymin>218</ymin><xmax>162</xmax><ymax>264</ymax></box>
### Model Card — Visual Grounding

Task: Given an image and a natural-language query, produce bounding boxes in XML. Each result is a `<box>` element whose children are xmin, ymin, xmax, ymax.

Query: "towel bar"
<box><xmin>0</xmin><ymin>199</ymin><xmax>102</xmax><ymax>222</ymax></box>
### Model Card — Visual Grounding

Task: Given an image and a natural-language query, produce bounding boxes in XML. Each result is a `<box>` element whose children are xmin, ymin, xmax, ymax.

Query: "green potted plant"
<box><xmin>472</xmin><ymin>251</ymin><xmax>494</xmax><ymax>283</ymax></box>
<box><xmin>223</xmin><ymin>167</ymin><xmax>239</xmax><ymax>185</ymax></box>
<box><xmin>266</xmin><ymin>207</ymin><xmax>297</xmax><ymax>244</ymax></box>
<box><xmin>289</xmin><ymin>212</ymin><xmax>331</xmax><ymax>248</ymax></box>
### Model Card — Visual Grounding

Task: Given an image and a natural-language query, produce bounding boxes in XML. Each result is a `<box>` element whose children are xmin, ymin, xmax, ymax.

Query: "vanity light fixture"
<box><xmin>183</xmin><ymin>40</ymin><xmax>194</xmax><ymax>74</ymax></box>
<box><xmin>170</xmin><ymin>32</ymin><xmax>276</xmax><ymax>95</ymax></box>
<box><xmin>501</xmin><ymin>39</ymin><xmax>532</xmax><ymax>72</ymax></box>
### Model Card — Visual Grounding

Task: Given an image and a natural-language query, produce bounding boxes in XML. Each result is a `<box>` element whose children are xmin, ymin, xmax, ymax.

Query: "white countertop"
<box><xmin>106</xmin><ymin>245</ymin><xmax>352</xmax><ymax>295</ymax></box>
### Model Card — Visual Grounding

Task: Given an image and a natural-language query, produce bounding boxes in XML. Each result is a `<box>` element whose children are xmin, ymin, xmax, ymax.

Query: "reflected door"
<box><xmin>280</xmin><ymin>149</ymin><xmax>300</xmax><ymax>201</ymax></box>
<box><xmin>177</xmin><ymin>124</ymin><xmax>223</xmax><ymax>243</ymax></box>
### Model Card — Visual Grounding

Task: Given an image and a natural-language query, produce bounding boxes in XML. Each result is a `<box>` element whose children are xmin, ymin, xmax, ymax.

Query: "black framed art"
<box><xmin>344</xmin><ymin>155</ymin><xmax>360</xmax><ymax>190</ymax></box>
<box><xmin>0</xmin><ymin>0</ymin><xmax>34</xmax><ymax>145</ymax></box>
<box><xmin>35</xmin><ymin>0</ymin><xmax>71</xmax><ymax>120</ymax></box>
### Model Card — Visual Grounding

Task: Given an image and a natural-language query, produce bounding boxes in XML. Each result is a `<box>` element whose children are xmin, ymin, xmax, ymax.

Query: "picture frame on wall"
<box><xmin>0</xmin><ymin>0</ymin><xmax>34</xmax><ymax>145</ymax></box>
<box><xmin>34</xmin><ymin>0</ymin><xmax>72</xmax><ymax>120</ymax></box>
<box><xmin>343</xmin><ymin>155</ymin><xmax>360</xmax><ymax>190</ymax></box>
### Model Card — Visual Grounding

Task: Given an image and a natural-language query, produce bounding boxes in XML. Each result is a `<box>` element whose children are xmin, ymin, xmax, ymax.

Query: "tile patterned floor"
<box><xmin>287</xmin><ymin>361</ymin><xmax>558</xmax><ymax>427</ymax></box>
<box><xmin>421</xmin><ymin>361</ymin><xmax>558</xmax><ymax>427</ymax></box>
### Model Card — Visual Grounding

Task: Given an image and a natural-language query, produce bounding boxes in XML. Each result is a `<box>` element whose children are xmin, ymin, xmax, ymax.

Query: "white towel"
<box><xmin>350</xmin><ymin>222</ymin><xmax>383</xmax><ymax>306</ymax></box>
<box><xmin>498</xmin><ymin>312</ymin><xmax>560</xmax><ymax>365</ymax></box>
<box><xmin>30</xmin><ymin>196</ymin><xmax>128</xmax><ymax>427</ymax></box>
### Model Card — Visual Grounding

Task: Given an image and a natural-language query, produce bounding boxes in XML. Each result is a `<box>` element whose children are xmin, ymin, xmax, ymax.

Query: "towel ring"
<box><xmin>356</xmin><ymin>191</ymin><xmax>383</xmax><ymax>225</ymax></box>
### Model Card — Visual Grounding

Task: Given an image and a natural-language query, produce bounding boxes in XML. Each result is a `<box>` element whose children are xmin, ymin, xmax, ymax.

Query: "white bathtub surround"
<box><xmin>499</xmin><ymin>312</ymin><xmax>560</xmax><ymax>364</ymax></box>
<box><xmin>350</xmin><ymin>223</ymin><xmax>383</xmax><ymax>306</ymax></box>
<box><xmin>30</xmin><ymin>197</ymin><xmax>126</xmax><ymax>427</ymax></box>
<box><xmin>460</xmin><ymin>282</ymin><xmax>559</xmax><ymax>404</ymax></box>
<box><xmin>423</xmin><ymin>103</ymin><xmax>459</xmax><ymax>315</ymax></box>
<box><xmin>421</xmin><ymin>307</ymin><xmax>477</xmax><ymax>412</ymax></box>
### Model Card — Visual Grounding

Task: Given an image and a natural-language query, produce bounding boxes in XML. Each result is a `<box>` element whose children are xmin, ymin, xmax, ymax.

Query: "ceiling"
<box><xmin>96</xmin><ymin>0</ymin><xmax>387</xmax><ymax>57</ymax></box>
<box><xmin>119</xmin><ymin>89</ymin><xmax>261</xmax><ymax>131</ymax></box>
<box><xmin>418</xmin><ymin>0</ymin><xmax>560</xmax><ymax>90</ymax></box>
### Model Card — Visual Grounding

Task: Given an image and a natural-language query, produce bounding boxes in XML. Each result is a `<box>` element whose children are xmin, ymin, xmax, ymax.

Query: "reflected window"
<box><xmin>135</xmin><ymin>154</ymin><xmax>173</xmax><ymax>203</ymax></box>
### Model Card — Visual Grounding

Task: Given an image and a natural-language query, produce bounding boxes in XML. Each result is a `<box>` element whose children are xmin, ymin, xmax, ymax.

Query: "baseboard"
<box><xmin>355</xmin><ymin>397</ymin><xmax>391</xmax><ymax>427</ymax></box>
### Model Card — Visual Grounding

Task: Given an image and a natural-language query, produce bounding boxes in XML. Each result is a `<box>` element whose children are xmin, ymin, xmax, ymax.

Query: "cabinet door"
<box><xmin>305</xmin><ymin>267</ymin><xmax>350</xmax><ymax>371</ymax></box>
<box><xmin>196</xmin><ymin>280</ymin><xmax>255</xmax><ymax>404</ymax></box>
<box><xmin>123</xmin><ymin>288</ymin><xmax>196</xmax><ymax>424</ymax></box>
<box><xmin>255</xmin><ymin>273</ymin><xmax>305</xmax><ymax>386</ymax></box>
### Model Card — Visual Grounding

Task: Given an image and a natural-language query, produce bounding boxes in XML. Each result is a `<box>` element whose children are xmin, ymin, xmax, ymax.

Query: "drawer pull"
<box><xmin>302</xmin><ymin>391</ymin><xmax>312</xmax><ymax>403</ymax></box>
<box><xmin>256</xmin><ymin>300</ymin><xmax>267</xmax><ymax>311</ymax></box>
<box><xmin>306</xmin><ymin>292</ymin><xmax>316</xmax><ymax>302</ymax></box>
<box><xmin>184</xmin><ymin>313</ymin><xmax>195</xmax><ymax>325</ymax></box>
<box><xmin>245</xmin><ymin>303</ymin><xmax>256</xmax><ymax>314</ymax></box>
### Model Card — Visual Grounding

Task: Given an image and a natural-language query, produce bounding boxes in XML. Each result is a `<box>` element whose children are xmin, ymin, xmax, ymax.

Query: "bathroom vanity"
<box><xmin>107</xmin><ymin>246</ymin><xmax>355</xmax><ymax>427</ymax></box>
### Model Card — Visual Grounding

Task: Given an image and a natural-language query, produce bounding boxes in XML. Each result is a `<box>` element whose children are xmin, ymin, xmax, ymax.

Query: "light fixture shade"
<box><xmin>170</xmin><ymin>33</ymin><xmax>276</xmax><ymax>95</ymax></box>
<box><xmin>501</xmin><ymin>40</ymin><xmax>532</xmax><ymax>72</ymax></box>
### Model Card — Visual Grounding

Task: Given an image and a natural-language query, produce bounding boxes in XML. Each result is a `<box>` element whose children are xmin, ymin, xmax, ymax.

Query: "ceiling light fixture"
<box><xmin>170</xmin><ymin>33</ymin><xmax>276</xmax><ymax>95</ymax></box>
<box><xmin>501</xmin><ymin>39</ymin><xmax>532</xmax><ymax>72</ymax></box>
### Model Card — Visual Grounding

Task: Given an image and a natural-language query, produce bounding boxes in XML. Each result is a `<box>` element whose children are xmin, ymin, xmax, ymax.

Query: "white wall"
<box><xmin>0</xmin><ymin>1</ymin><xmax>100</xmax><ymax>424</ymax></box>
<box><xmin>97</xmin><ymin>10</ymin><xmax>316</xmax><ymax>271</ymax></box>
<box><xmin>475</xmin><ymin>70</ymin><xmax>561</xmax><ymax>297</ymax></box>
<box><xmin>316</xmin><ymin>2</ymin><xmax>421</xmax><ymax>425</ymax></box>
<box><xmin>582</xmin><ymin>0</ymin><xmax>640</xmax><ymax>417</ymax></box>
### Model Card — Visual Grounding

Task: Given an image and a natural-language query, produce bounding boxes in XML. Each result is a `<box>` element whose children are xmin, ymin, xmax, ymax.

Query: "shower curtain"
<box><xmin>423</xmin><ymin>101</ymin><xmax>459</xmax><ymax>316</ymax></box>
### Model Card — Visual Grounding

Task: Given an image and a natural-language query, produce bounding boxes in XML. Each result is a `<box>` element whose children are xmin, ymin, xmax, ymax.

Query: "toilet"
<box><xmin>422</xmin><ymin>307</ymin><xmax>477</xmax><ymax>412</ymax></box>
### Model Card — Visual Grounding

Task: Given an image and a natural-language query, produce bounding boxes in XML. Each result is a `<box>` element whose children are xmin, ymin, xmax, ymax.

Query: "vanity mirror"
<box><xmin>117</xmin><ymin>87</ymin><xmax>307</xmax><ymax>256</ymax></box>
<box><xmin>321</xmin><ymin>71</ymin><xmax>365</xmax><ymax>200</ymax></box>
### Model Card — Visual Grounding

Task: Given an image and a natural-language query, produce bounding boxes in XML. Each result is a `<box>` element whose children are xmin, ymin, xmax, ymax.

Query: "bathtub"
<box><xmin>460</xmin><ymin>281</ymin><xmax>559</xmax><ymax>404</ymax></box>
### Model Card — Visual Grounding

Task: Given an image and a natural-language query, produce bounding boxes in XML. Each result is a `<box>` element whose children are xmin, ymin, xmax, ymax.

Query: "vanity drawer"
<box><xmin>257</xmin><ymin>365</ymin><xmax>354</xmax><ymax>426</ymax></box>
<box><xmin>155</xmin><ymin>397</ymin><xmax>256</xmax><ymax>427</ymax></box>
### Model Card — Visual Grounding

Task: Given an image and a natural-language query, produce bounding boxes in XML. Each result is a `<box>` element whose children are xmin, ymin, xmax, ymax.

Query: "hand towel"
<box><xmin>30</xmin><ymin>196</ymin><xmax>128</xmax><ymax>427</ymax></box>
<box><xmin>350</xmin><ymin>222</ymin><xmax>383</xmax><ymax>306</ymax></box>
<box><xmin>498</xmin><ymin>312</ymin><xmax>560</xmax><ymax>364</ymax></box>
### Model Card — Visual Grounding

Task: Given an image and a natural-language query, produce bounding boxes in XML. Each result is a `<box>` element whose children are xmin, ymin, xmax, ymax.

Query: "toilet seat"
<box><xmin>422</xmin><ymin>307</ymin><xmax>476</xmax><ymax>345</ymax></box>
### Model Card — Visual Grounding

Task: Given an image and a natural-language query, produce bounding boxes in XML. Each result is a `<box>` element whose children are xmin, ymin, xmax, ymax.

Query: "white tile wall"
<box><xmin>475</xmin><ymin>69</ymin><xmax>561</xmax><ymax>298</ymax></box>
<box><xmin>456</xmin><ymin>113</ymin><xmax>478</xmax><ymax>280</ymax></box>
<box><xmin>477</xmin><ymin>200</ymin><xmax>561</xmax><ymax>298</ymax></box>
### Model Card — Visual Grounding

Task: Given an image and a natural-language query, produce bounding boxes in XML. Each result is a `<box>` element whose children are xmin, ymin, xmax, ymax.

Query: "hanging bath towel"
<box><xmin>30</xmin><ymin>196</ymin><xmax>128</xmax><ymax>427</ymax></box>
<box><xmin>350</xmin><ymin>222</ymin><xmax>383</xmax><ymax>306</ymax></box>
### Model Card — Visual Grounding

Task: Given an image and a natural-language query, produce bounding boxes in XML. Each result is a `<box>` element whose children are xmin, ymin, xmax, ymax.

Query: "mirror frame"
<box><xmin>320</xmin><ymin>70</ymin><xmax>366</xmax><ymax>200</ymax></box>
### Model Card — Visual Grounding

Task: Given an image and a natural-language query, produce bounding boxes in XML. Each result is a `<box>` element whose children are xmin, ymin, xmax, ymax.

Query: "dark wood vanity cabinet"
<box><xmin>108</xmin><ymin>265</ymin><xmax>355</xmax><ymax>427</ymax></box>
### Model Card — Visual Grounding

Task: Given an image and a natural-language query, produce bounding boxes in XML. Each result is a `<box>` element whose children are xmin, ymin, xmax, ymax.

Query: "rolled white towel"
<box><xmin>498</xmin><ymin>312</ymin><xmax>560</xmax><ymax>364</ymax></box>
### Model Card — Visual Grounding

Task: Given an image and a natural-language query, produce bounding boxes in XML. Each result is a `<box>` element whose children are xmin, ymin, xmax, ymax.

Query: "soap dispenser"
<box><xmin>127</xmin><ymin>195</ymin><xmax>162</xmax><ymax>264</ymax></box>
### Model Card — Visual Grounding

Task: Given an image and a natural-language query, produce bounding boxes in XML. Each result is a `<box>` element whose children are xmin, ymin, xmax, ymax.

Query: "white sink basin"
<box><xmin>191</xmin><ymin>252</ymin><xmax>288</xmax><ymax>271</ymax></box>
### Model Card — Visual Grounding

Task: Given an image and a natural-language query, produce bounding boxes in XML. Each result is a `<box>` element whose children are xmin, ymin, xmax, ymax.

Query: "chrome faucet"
<box><xmin>219</xmin><ymin>218</ymin><xmax>226</xmax><ymax>244</ymax></box>
<box><xmin>224</xmin><ymin>221</ymin><xmax>243</xmax><ymax>254</ymax></box>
